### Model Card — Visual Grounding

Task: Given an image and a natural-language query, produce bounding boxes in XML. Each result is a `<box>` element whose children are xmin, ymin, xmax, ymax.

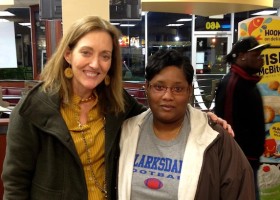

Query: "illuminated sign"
<box><xmin>195</xmin><ymin>15</ymin><xmax>231</xmax><ymax>31</ymax></box>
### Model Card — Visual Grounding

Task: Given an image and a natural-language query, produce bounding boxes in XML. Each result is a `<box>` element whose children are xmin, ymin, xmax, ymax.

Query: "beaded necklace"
<box><xmin>77</xmin><ymin>118</ymin><xmax>108</xmax><ymax>199</ymax></box>
<box><xmin>80</xmin><ymin>94</ymin><xmax>95</xmax><ymax>103</ymax></box>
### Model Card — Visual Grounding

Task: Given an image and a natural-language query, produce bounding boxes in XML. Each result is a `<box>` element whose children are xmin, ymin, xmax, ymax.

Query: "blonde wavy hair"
<box><xmin>40</xmin><ymin>16</ymin><xmax>124</xmax><ymax>115</ymax></box>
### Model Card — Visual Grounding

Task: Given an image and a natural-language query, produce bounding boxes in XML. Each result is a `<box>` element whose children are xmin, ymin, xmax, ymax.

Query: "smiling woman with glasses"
<box><xmin>118</xmin><ymin>49</ymin><xmax>255</xmax><ymax>200</ymax></box>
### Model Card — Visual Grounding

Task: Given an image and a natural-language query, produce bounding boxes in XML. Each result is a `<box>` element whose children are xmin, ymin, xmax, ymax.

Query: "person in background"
<box><xmin>214</xmin><ymin>36</ymin><xmax>270</xmax><ymax>200</ymax></box>
<box><xmin>1</xmin><ymin>16</ymin><xmax>232</xmax><ymax>200</ymax></box>
<box><xmin>118</xmin><ymin>49</ymin><xmax>255</xmax><ymax>200</ymax></box>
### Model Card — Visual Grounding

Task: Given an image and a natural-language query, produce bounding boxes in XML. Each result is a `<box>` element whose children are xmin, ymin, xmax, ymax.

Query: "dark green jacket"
<box><xmin>2</xmin><ymin>83</ymin><xmax>146</xmax><ymax>200</ymax></box>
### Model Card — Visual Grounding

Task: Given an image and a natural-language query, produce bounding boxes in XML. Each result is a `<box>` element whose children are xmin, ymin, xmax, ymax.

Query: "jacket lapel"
<box><xmin>18</xmin><ymin>84</ymin><xmax>80</xmax><ymax>160</ymax></box>
<box><xmin>178</xmin><ymin>105</ymin><xmax>218</xmax><ymax>200</ymax></box>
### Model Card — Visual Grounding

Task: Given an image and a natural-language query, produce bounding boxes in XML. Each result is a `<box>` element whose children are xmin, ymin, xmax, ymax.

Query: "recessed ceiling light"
<box><xmin>120</xmin><ymin>24</ymin><xmax>135</xmax><ymax>27</ymax></box>
<box><xmin>177</xmin><ymin>19</ymin><xmax>192</xmax><ymax>22</ymax></box>
<box><xmin>0</xmin><ymin>11</ymin><xmax>15</xmax><ymax>17</ymax></box>
<box><xmin>251</xmin><ymin>10</ymin><xmax>277</xmax><ymax>15</ymax></box>
<box><xmin>19</xmin><ymin>22</ymin><xmax>31</xmax><ymax>26</ymax></box>
<box><xmin>110</xmin><ymin>22</ymin><xmax>120</xmax><ymax>26</ymax></box>
<box><xmin>209</xmin><ymin>15</ymin><xmax>224</xmax><ymax>19</ymax></box>
<box><xmin>166</xmin><ymin>24</ymin><xmax>184</xmax><ymax>27</ymax></box>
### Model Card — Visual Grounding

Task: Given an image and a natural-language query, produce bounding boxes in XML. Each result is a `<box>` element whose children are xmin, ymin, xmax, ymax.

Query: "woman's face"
<box><xmin>64</xmin><ymin>30</ymin><xmax>113</xmax><ymax>95</ymax></box>
<box><xmin>146</xmin><ymin>66</ymin><xmax>192</xmax><ymax>124</ymax></box>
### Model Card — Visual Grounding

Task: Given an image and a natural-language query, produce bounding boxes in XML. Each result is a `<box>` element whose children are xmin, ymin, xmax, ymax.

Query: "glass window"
<box><xmin>195</xmin><ymin>37</ymin><xmax>228</xmax><ymax>74</ymax></box>
<box><xmin>147</xmin><ymin>12</ymin><xmax>192</xmax><ymax>62</ymax></box>
<box><xmin>111</xmin><ymin>16</ymin><xmax>145</xmax><ymax>81</ymax></box>
<box><xmin>111</xmin><ymin>12</ymin><xmax>194</xmax><ymax>82</ymax></box>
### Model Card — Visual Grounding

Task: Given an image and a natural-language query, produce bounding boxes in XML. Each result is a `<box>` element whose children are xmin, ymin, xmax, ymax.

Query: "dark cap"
<box><xmin>225</xmin><ymin>36</ymin><xmax>270</xmax><ymax>63</ymax></box>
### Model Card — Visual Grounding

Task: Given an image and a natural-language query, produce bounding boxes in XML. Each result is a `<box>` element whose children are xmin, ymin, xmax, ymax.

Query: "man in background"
<box><xmin>214</xmin><ymin>36</ymin><xmax>270</xmax><ymax>200</ymax></box>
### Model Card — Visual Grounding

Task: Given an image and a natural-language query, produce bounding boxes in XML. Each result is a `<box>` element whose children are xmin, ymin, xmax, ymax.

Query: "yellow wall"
<box><xmin>62</xmin><ymin>0</ymin><xmax>109</xmax><ymax>34</ymax></box>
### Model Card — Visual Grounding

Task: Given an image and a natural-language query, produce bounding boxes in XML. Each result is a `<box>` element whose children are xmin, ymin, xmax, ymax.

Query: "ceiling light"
<box><xmin>110</xmin><ymin>22</ymin><xmax>120</xmax><ymax>26</ymax></box>
<box><xmin>209</xmin><ymin>15</ymin><xmax>224</xmax><ymax>19</ymax></box>
<box><xmin>120</xmin><ymin>24</ymin><xmax>135</xmax><ymax>27</ymax></box>
<box><xmin>177</xmin><ymin>19</ymin><xmax>192</xmax><ymax>22</ymax></box>
<box><xmin>19</xmin><ymin>22</ymin><xmax>31</xmax><ymax>26</ymax></box>
<box><xmin>166</xmin><ymin>24</ymin><xmax>184</xmax><ymax>27</ymax></box>
<box><xmin>251</xmin><ymin>10</ymin><xmax>277</xmax><ymax>15</ymax></box>
<box><xmin>18</xmin><ymin>22</ymin><xmax>31</xmax><ymax>28</ymax></box>
<box><xmin>0</xmin><ymin>19</ymin><xmax>10</xmax><ymax>22</ymax></box>
<box><xmin>0</xmin><ymin>11</ymin><xmax>15</xmax><ymax>16</ymax></box>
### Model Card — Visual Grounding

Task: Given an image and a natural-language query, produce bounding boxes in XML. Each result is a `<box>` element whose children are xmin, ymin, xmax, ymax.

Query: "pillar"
<box><xmin>62</xmin><ymin>0</ymin><xmax>109</xmax><ymax>34</ymax></box>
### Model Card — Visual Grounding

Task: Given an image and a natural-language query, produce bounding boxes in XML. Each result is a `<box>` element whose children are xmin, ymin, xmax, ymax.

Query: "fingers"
<box><xmin>215</xmin><ymin>117</ymin><xmax>223</xmax><ymax>126</ymax></box>
<box><xmin>219</xmin><ymin>118</ymin><xmax>227</xmax><ymax>129</ymax></box>
<box><xmin>227</xmin><ymin>124</ymin><xmax>235</xmax><ymax>137</ymax></box>
<box><xmin>215</xmin><ymin>117</ymin><xmax>235</xmax><ymax>137</ymax></box>
<box><xmin>206</xmin><ymin>112</ymin><xmax>235</xmax><ymax>137</ymax></box>
<box><xmin>207</xmin><ymin>112</ymin><xmax>218</xmax><ymax>122</ymax></box>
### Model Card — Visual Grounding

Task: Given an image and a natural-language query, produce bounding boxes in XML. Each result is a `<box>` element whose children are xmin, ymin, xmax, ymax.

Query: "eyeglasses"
<box><xmin>148</xmin><ymin>83</ymin><xmax>187</xmax><ymax>95</ymax></box>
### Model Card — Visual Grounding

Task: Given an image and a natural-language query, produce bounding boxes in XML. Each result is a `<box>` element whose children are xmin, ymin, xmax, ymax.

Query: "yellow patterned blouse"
<box><xmin>60</xmin><ymin>94</ymin><xmax>106</xmax><ymax>200</ymax></box>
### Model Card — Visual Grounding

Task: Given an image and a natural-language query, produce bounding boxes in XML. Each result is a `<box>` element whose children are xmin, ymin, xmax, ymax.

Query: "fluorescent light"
<box><xmin>0</xmin><ymin>11</ymin><xmax>15</xmax><ymax>16</ymax></box>
<box><xmin>19</xmin><ymin>22</ymin><xmax>31</xmax><ymax>28</ymax></box>
<box><xmin>0</xmin><ymin>19</ymin><xmax>10</xmax><ymax>22</ymax></box>
<box><xmin>110</xmin><ymin>22</ymin><xmax>120</xmax><ymax>26</ymax></box>
<box><xmin>166</xmin><ymin>24</ymin><xmax>184</xmax><ymax>27</ymax></box>
<box><xmin>19</xmin><ymin>22</ymin><xmax>31</xmax><ymax>26</ymax></box>
<box><xmin>209</xmin><ymin>15</ymin><xmax>224</xmax><ymax>19</ymax></box>
<box><xmin>177</xmin><ymin>18</ymin><xmax>192</xmax><ymax>22</ymax></box>
<box><xmin>251</xmin><ymin>10</ymin><xmax>277</xmax><ymax>15</ymax></box>
<box><xmin>120</xmin><ymin>24</ymin><xmax>135</xmax><ymax>27</ymax></box>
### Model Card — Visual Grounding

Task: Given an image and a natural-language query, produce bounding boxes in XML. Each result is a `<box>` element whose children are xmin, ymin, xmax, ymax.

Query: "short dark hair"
<box><xmin>145</xmin><ymin>49</ymin><xmax>194</xmax><ymax>85</ymax></box>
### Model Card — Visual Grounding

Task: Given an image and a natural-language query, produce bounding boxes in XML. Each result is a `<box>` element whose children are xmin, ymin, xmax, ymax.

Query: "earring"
<box><xmin>64</xmin><ymin>67</ymin><xmax>73</xmax><ymax>79</ymax></box>
<box><xmin>105</xmin><ymin>75</ymin><xmax>110</xmax><ymax>86</ymax></box>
